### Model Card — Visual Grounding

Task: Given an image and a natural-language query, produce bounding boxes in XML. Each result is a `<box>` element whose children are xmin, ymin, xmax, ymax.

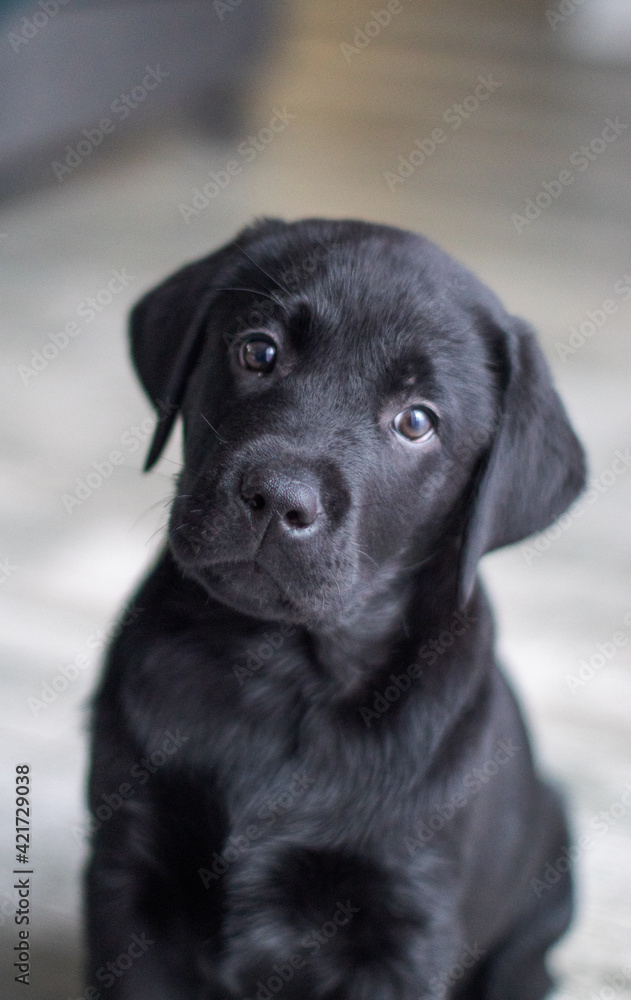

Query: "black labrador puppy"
<box><xmin>86</xmin><ymin>218</ymin><xmax>585</xmax><ymax>1000</ymax></box>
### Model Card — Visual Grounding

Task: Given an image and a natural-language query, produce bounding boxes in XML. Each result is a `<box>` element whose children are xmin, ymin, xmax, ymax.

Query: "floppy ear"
<box><xmin>130</xmin><ymin>219</ymin><xmax>287</xmax><ymax>470</ymax></box>
<box><xmin>457</xmin><ymin>317</ymin><xmax>586</xmax><ymax>606</ymax></box>
<box><xmin>130</xmin><ymin>257</ymin><xmax>221</xmax><ymax>471</ymax></box>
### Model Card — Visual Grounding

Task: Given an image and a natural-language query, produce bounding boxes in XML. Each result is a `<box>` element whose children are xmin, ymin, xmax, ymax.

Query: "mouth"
<box><xmin>172</xmin><ymin>545</ymin><xmax>302</xmax><ymax>620</ymax></box>
<box><xmin>197</xmin><ymin>559</ymin><xmax>287</xmax><ymax>595</ymax></box>
<box><xmin>167</xmin><ymin>499</ymin><xmax>360</xmax><ymax>626</ymax></box>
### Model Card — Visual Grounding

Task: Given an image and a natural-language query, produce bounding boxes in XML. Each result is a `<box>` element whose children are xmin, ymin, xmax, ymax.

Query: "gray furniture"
<box><xmin>0</xmin><ymin>0</ymin><xmax>279</xmax><ymax>199</ymax></box>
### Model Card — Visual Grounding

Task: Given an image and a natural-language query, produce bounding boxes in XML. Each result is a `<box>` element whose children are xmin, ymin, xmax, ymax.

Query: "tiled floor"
<box><xmin>1</xmin><ymin>2</ymin><xmax>630</xmax><ymax>997</ymax></box>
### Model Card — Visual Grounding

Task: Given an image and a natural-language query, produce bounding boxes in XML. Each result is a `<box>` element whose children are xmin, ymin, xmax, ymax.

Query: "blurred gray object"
<box><xmin>0</xmin><ymin>0</ymin><xmax>279</xmax><ymax>199</ymax></box>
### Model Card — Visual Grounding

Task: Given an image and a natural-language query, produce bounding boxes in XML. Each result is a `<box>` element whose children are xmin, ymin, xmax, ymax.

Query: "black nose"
<box><xmin>240</xmin><ymin>469</ymin><xmax>321</xmax><ymax>529</ymax></box>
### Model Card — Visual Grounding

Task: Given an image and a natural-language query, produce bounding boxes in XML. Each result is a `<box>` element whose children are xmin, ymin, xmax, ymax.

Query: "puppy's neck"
<box><xmin>307</xmin><ymin>549</ymin><xmax>460</xmax><ymax>694</ymax></box>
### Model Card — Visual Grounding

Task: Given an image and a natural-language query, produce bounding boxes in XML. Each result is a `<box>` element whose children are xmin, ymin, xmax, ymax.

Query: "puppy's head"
<box><xmin>131</xmin><ymin>219</ymin><xmax>585</xmax><ymax>626</ymax></box>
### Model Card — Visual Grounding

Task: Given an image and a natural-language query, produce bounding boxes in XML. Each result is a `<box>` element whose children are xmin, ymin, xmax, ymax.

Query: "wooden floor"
<box><xmin>0</xmin><ymin>1</ymin><xmax>630</xmax><ymax>996</ymax></box>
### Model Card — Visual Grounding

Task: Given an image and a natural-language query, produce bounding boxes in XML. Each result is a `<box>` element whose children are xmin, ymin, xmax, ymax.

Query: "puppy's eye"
<box><xmin>393</xmin><ymin>406</ymin><xmax>436</xmax><ymax>442</ymax></box>
<box><xmin>240</xmin><ymin>336</ymin><xmax>277</xmax><ymax>373</ymax></box>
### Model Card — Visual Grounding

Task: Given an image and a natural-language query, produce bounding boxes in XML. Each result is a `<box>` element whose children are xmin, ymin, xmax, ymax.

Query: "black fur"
<box><xmin>86</xmin><ymin>219</ymin><xmax>586</xmax><ymax>999</ymax></box>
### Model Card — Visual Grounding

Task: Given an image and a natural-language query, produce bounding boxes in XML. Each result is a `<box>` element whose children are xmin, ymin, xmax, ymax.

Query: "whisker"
<box><xmin>399</xmin><ymin>551</ymin><xmax>442</xmax><ymax>574</ymax></box>
<box><xmin>200</xmin><ymin>413</ymin><xmax>227</xmax><ymax>444</ymax></box>
<box><xmin>130</xmin><ymin>495</ymin><xmax>174</xmax><ymax>530</ymax></box>
<box><xmin>145</xmin><ymin>521</ymin><xmax>169</xmax><ymax>546</ymax></box>
<box><xmin>234</xmin><ymin>243</ymin><xmax>292</xmax><ymax>296</ymax></box>
<box><xmin>347</xmin><ymin>541</ymin><xmax>379</xmax><ymax>568</ymax></box>
<box><xmin>146</xmin><ymin>469</ymin><xmax>178</xmax><ymax>481</ymax></box>
<box><xmin>213</xmin><ymin>286</ymin><xmax>283</xmax><ymax>305</ymax></box>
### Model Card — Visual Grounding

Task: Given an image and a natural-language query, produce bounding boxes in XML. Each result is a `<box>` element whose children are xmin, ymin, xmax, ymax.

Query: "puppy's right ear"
<box><xmin>131</xmin><ymin>219</ymin><xmax>289</xmax><ymax>470</ymax></box>
<box><xmin>130</xmin><ymin>256</ymin><xmax>222</xmax><ymax>471</ymax></box>
<box><xmin>131</xmin><ymin>220</ymin><xmax>289</xmax><ymax>470</ymax></box>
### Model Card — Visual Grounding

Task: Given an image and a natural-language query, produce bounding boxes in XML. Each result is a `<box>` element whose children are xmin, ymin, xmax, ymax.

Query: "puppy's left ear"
<box><xmin>457</xmin><ymin>317</ymin><xmax>586</xmax><ymax>606</ymax></box>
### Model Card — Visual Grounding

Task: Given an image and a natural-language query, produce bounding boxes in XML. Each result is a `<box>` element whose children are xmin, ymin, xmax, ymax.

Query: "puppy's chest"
<box><xmin>135</xmin><ymin>628</ymin><xmax>425</xmax><ymax>841</ymax></box>
<box><xmin>214</xmin><ymin>689</ymin><xmax>423</xmax><ymax>849</ymax></box>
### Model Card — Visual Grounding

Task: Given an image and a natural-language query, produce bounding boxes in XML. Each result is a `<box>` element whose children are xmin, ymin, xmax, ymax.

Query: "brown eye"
<box><xmin>240</xmin><ymin>336</ymin><xmax>276</xmax><ymax>373</ymax></box>
<box><xmin>393</xmin><ymin>406</ymin><xmax>436</xmax><ymax>442</ymax></box>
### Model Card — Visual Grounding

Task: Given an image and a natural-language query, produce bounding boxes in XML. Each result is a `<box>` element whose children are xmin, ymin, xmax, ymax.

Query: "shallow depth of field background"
<box><xmin>1</xmin><ymin>0</ymin><xmax>630</xmax><ymax>997</ymax></box>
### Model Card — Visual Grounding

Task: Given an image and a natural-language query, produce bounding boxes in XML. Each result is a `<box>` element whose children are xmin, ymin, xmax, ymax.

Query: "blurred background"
<box><xmin>1</xmin><ymin>0</ymin><xmax>630</xmax><ymax>996</ymax></box>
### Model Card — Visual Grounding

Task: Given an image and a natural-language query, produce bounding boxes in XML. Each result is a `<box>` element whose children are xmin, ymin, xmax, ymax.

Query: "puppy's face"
<box><xmin>168</xmin><ymin>228</ymin><xmax>498</xmax><ymax>627</ymax></box>
<box><xmin>132</xmin><ymin>220</ymin><xmax>585</xmax><ymax>628</ymax></box>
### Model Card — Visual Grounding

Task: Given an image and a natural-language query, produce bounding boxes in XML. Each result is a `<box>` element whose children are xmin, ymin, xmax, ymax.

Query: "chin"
<box><xmin>168</xmin><ymin>530</ymin><xmax>363</xmax><ymax>628</ymax></box>
<box><xmin>172</xmin><ymin>554</ymin><xmax>315</xmax><ymax>626</ymax></box>
<box><xmin>199</xmin><ymin>563</ymin><xmax>298</xmax><ymax>620</ymax></box>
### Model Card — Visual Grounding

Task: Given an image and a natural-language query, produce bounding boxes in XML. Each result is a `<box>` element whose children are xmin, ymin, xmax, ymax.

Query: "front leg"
<box><xmin>219</xmin><ymin>842</ymin><xmax>462</xmax><ymax>1000</ymax></box>
<box><xmin>85</xmin><ymin>713</ymin><xmax>227</xmax><ymax>999</ymax></box>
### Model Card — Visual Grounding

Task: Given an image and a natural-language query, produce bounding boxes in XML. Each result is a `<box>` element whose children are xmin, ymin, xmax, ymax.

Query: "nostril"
<box><xmin>247</xmin><ymin>493</ymin><xmax>265</xmax><ymax>511</ymax></box>
<box><xmin>240</xmin><ymin>473</ymin><xmax>265</xmax><ymax>510</ymax></box>
<box><xmin>285</xmin><ymin>508</ymin><xmax>309</xmax><ymax>528</ymax></box>
<box><xmin>283</xmin><ymin>486</ymin><xmax>320</xmax><ymax>528</ymax></box>
<box><xmin>240</xmin><ymin>469</ymin><xmax>322</xmax><ymax>529</ymax></box>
